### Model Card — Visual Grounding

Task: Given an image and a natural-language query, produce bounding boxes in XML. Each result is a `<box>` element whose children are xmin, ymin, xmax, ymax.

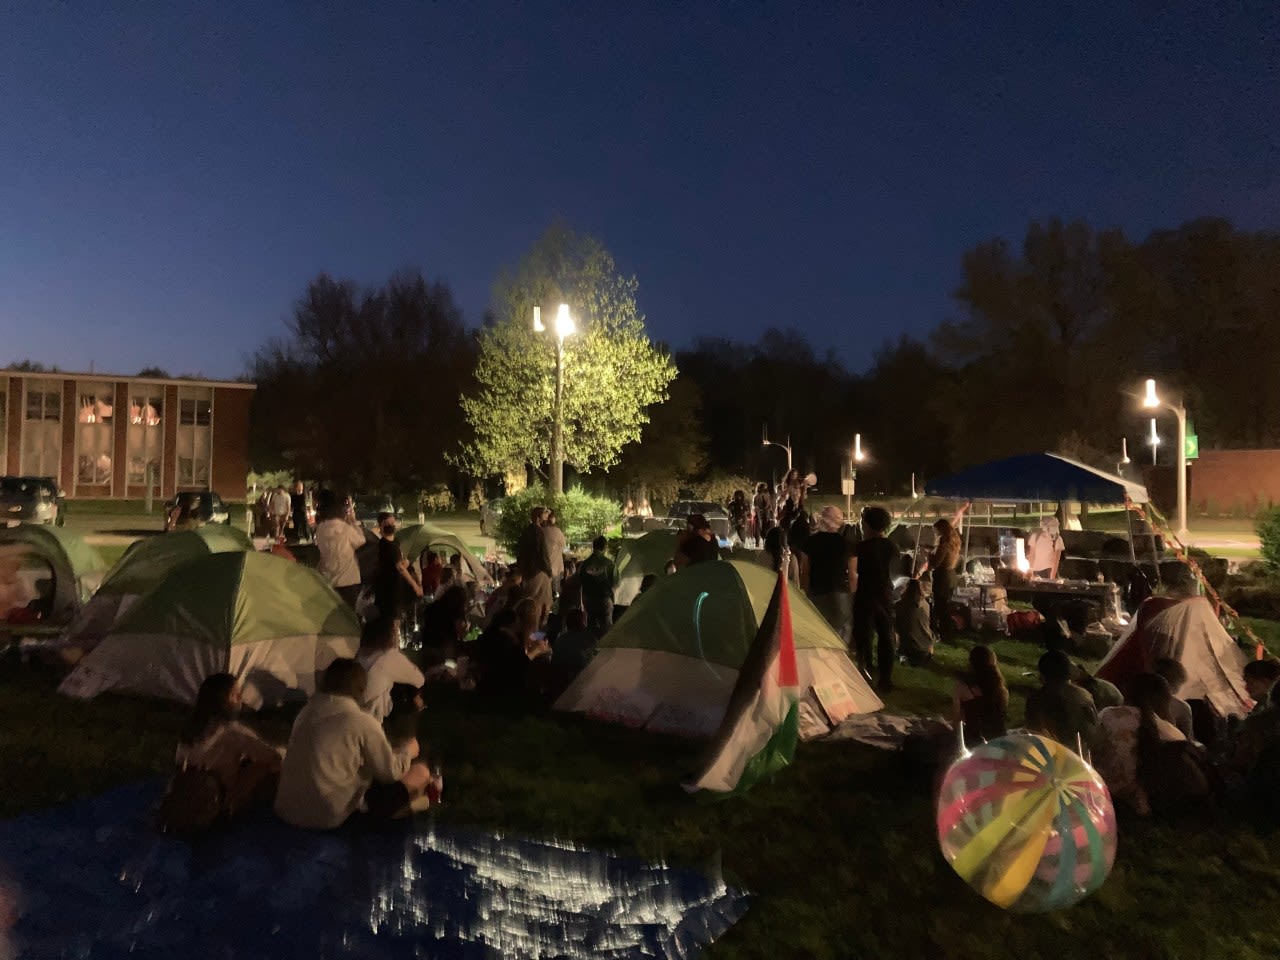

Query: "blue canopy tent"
<box><xmin>925</xmin><ymin>453</ymin><xmax>1148</xmax><ymax>505</ymax></box>
<box><xmin>920</xmin><ymin>452</ymin><xmax>1153</xmax><ymax>572</ymax></box>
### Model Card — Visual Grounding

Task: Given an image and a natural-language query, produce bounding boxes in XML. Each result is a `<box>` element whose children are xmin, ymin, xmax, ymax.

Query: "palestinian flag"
<box><xmin>689</xmin><ymin>565</ymin><xmax>802</xmax><ymax>794</ymax></box>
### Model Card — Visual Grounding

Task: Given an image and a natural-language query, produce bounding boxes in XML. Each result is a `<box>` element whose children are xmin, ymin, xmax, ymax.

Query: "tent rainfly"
<box><xmin>60</xmin><ymin>551</ymin><xmax>360</xmax><ymax>707</ymax></box>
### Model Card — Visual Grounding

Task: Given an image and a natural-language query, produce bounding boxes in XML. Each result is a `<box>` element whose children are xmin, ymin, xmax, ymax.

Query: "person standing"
<box><xmin>289</xmin><ymin>481</ymin><xmax>310</xmax><ymax>543</ymax></box>
<box><xmin>752</xmin><ymin>482</ymin><xmax>775</xmax><ymax>548</ymax></box>
<box><xmin>269</xmin><ymin>485</ymin><xmax>291</xmax><ymax>541</ymax></box>
<box><xmin>579</xmin><ymin>535</ymin><xmax>616</xmax><ymax>635</ymax></box>
<box><xmin>543</xmin><ymin>509</ymin><xmax>568</xmax><ymax>595</ymax></box>
<box><xmin>516</xmin><ymin>507</ymin><xmax>554</xmax><ymax>626</ymax></box>
<box><xmin>851</xmin><ymin>505</ymin><xmax>899</xmax><ymax>692</ymax></box>
<box><xmin>314</xmin><ymin>491</ymin><xmax>368</xmax><ymax>608</ymax></box>
<box><xmin>373</xmin><ymin>512</ymin><xmax>423</xmax><ymax>633</ymax></box>
<box><xmin>800</xmin><ymin>505</ymin><xmax>856</xmax><ymax>645</ymax></box>
<box><xmin>920</xmin><ymin>506</ymin><xmax>967</xmax><ymax>642</ymax></box>
<box><xmin>728</xmin><ymin>490</ymin><xmax>751</xmax><ymax>546</ymax></box>
<box><xmin>1028</xmin><ymin>516</ymin><xmax>1066</xmax><ymax>580</ymax></box>
<box><xmin>676</xmin><ymin>514</ymin><xmax>720</xmax><ymax>566</ymax></box>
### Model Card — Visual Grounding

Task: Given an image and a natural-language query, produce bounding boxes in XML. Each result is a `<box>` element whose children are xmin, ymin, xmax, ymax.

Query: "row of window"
<box><xmin>0</xmin><ymin>380</ymin><xmax>213</xmax><ymax>488</ymax></box>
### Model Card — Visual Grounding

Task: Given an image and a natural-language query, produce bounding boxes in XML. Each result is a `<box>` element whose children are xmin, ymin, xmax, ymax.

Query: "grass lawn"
<box><xmin>4</xmin><ymin>627</ymin><xmax>1280</xmax><ymax>959</ymax></box>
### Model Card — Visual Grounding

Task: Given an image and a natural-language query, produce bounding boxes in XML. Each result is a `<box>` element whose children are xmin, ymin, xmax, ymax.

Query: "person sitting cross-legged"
<box><xmin>1024</xmin><ymin>649</ymin><xmax>1098</xmax><ymax>749</ymax></box>
<box><xmin>275</xmin><ymin>658</ymin><xmax>435</xmax><ymax>829</ymax></box>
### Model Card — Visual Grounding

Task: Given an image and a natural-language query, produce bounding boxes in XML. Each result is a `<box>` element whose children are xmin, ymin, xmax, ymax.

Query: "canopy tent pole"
<box><xmin>1124</xmin><ymin>502</ymin><xmax>1138</xmax><ymax>564</ymax></box>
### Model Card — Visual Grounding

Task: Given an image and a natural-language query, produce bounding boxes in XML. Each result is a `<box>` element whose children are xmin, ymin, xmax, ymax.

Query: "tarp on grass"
<box><xmin>0</xmin><ymin>781</ymin><xmax>749</xmax><ymax>960</ymax></box>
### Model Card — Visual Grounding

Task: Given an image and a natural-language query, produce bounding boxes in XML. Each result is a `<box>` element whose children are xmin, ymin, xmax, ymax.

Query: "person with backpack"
<box><xmin>160</xmin><ymin>673</ymin><xmax>283</xmax><ymax>833</ymax></box>
<box><xmin>578</xmin><ymin>536</ymin><xmax>616</xmax><ymax>635</ymax></box>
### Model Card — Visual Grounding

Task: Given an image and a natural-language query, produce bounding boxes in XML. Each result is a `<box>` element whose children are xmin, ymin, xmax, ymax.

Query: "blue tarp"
<box><xmin>0</xmin><ymin>782</ymin><xmax>748</xmax><ymax>960</ymax></box>
<box><xmin>925</xmin><ymin>453</ymin><xmax>1148</xmax><ymax>505</ymax></box>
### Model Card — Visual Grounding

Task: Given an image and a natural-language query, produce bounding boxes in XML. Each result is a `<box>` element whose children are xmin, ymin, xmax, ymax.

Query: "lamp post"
<box><xmin>1143</xmin><ymin>378</ymin><xmax>1189</xmax><ymax>541</ymax></box>
<box><xmin>762</xmin><ymin>426</ymin><xmax>792</xmax><ymax>474</ymax></box>
<box><xmin>534</xmin><ymin>304</ymin><xmax>576</xmax><ymax>495</ymax></box>
<box><xmin>846</xmin><ymin>433</ymin><xmax>866</xmax><ymax>520</ymax></box>
<box><xmin>1117</xmin><ymin>438</ymin><xmax>1130</xmax><ymax>477</ymax></box>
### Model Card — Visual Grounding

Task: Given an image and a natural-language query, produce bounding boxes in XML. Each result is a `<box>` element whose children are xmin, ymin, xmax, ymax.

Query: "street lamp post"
<box><xmin>762</xmin><ymin>426</ymin><xmax>792</xmax><ymax>474</ymax></box>
<box><xmin>534</xmin><ymin>304</ymin><xmax>576</xmax><ymax>495</ymax></box>
<box><xmin>1143</xmin><ymin>378</ymin><xmax>1189</xmax><ymax>541</ymax></box>
<box><xmin>846</xmin><ymin>433</ymin><xmax>865</xmax><ymax>520</ymax></box>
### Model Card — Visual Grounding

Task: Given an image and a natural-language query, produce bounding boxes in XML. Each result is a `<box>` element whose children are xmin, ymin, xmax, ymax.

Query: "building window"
<box><xmin>76</xmin><ymin>383</ymin><xmax>115</xmax><ymax>486</ymax></box>
<box><xmin>21</xmin><ymin>379</ymin><xmax>62</xmax><ymax>477</ymax></box>
<box><xmin>175</xmin><ymin>387</ymin><xmax>213</xmax><ymax>488</ymax></box>
<box><xmin>127</xmin><ymin>394</ymin><xmax>163</xmax><ymax>486</ymax></box>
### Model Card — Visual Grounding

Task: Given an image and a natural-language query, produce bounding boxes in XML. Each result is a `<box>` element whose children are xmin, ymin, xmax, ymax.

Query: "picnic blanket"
<box><xmin>820</xmin><ymin>712</ymin><xmax>953</xmax><ymax>750</ymax></box>
<box><xmin>0</xmin><ymin>782</ymin><xmax>748</xmax><ymax>960</ymax></box>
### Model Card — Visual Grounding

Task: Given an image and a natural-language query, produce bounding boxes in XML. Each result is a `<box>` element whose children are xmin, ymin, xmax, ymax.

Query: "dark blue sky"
<box><xmin>2</xmin><ymin>2</ymin><xmax>1277</xmax><ymax>380</ymax></box>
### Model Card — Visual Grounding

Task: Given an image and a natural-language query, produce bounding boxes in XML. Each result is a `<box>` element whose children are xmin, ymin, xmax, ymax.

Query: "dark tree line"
<box><xmin>249</xmin><ymin>216</ymin><xmax>1280</xmax><ymax>503</ymax></box>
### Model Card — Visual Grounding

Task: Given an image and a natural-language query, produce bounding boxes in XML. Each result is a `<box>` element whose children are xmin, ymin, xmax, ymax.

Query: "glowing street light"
<box><xmin>533</xmin><ymin>303</ymin><xmax>577</xmax><ymax>495</ymax></box>
<box><xmin>846</xmin><ymin>433</ymin><xmax>866</xmax><ymax>519</ymax></box>
<box><xmin>762</xmin><ymin>426</ymin><xmax>792</xmax><ymax>473</ymax></box>
<box><xmin>1142</xmin><ymin>378</ymin><xmax>1189</xmax><ymax>541</ymax></box>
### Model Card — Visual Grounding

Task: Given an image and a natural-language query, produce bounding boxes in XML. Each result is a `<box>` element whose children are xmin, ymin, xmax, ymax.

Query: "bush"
<box><xmin>416</xmin><ymin>484</ymin><xmax>455</xmax><ymax>514</ymax></box>
<box><xmin>494</xmin><ymin>485</ymin><xmax>623</xmax><ymax>552</ymax></box>
<box><xmin>691</xmin><ymin>472</ymin><xmax>755</xmax><ymax>510</ymax></box>
<box><xmin>1256</xmin><ymin>506</ymin><xmax>1280</xmax><ymax>571</ymax></box>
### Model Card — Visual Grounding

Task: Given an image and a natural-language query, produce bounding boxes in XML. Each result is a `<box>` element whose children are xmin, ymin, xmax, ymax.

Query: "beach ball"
<box><xmin>936</xmin><ymin>733</ymin><xmax>1116</xmax><ymax>912</ymax></box>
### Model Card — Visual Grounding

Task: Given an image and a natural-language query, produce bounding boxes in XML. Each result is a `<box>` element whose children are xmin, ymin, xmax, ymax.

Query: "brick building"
<box><xmin>0</xmin><ymin>371</ymin><xmax>254</xmax><ymax>501</ymax></box>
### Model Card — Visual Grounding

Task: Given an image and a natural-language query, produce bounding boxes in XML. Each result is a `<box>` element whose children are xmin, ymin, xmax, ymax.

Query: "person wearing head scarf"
<box><xmin>1027</xmin><ymin>516</ymin><xmax>1065</xmax><ymax>580</ymax></box>
<box><xmin>800</xmin><ymin>505</ymin><xmax>856</xmax><ymax>644</ymax></box>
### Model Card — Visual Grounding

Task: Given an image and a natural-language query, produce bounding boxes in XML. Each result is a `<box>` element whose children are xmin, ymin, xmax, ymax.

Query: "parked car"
<box><xmin>354</xmin><ymin>495</ymin><xmax>404</xmax><ymax>529</ymax></box>
<box><xmin>0</xmin><ymin>476</ymin><xmax>65</xmax><ymax>526</ymax></box>
<box><xmin>664</xmin><ymin>499</ymin><xmax>733</xmax><ymax>548</ymax></box>
<box><xmin>480</xmin><ymin>498</ymin><xmax>504</xmax><ymax>537</ymax></box>
<box><xmin>164</xmin><ymin>491</ymin><xmax>231</xmax><ymax>530</ymax></box>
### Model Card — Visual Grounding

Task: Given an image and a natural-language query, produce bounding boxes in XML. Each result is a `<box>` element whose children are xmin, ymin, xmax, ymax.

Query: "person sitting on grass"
<box><xmin>484</xmin><ymin>566</ymin><xmax>523</xmax><ymax>626</ymax></box>
<box><xmin>472</xmin><ymin>600</ymin><xmax>552</xmax><ymax>700</ymax></box>
<box><xmin>1231</xmin><ymin>659</ymin><xmax>1280</xmax><ymax>775</ymax></box>
<box><xmin>1091</xmin><ymin>672</ymin><xmax>1209</xmax><ymax>817</ymax></box>
<box><xmin>1243</xmin><ymin>657</ymin><xmax>1280</xmax><ymax>713</ymax></box>
<box><xmin>552</xmin><ymin>607</ymin><xmax>597</xmax><ymax>679</ymax></box>
<box><xmin>952</xmin><ymin>645</ymin><xmax>1008</xmax><ymax>745</ymax></box>
<box><xmin>355</xmin><ymin>617</ymin><xmax>425</xmax><ymax>724</ymax></box>
<box><xmin>274</xmin><ymin>658</ymin><xmax>435</xmax><ymax>829</ymax></box>
<box><xmin>1152</xmin><ymin>657</ymin><xmax>1196</xmax><ymax>741</ymax></box>
<box><xmin>175</xmin><ymin>673</ymin><xmax>283</xmax><ymax>816</ymax></box>
<box><xmin>1072</xmin><ymin>662</ymin><xmax>1125</xmax><ymax>711</ymax></box>
<box><xmin>1024</xmin><ymin>649</ymin><xmax>1098</xmax><ymax>749</ymax></box>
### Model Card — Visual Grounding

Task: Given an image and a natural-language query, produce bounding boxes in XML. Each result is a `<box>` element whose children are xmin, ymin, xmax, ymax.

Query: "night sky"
<box><xmin>2</xmin><ymin>2</ymin><xmax>1277</xmax><ymax>380</ymax></box>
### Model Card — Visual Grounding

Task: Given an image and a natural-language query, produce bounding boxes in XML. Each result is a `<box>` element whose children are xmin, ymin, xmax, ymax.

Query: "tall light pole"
<box><xmin>762</xmin><ymin>426</ymin><xmax>792</xmax><ymax>474</ymax></box>
<box><xmin>1143</xmin><ymin>378</ymin><xmax>1189</xmax><ymax>541</ymax></box>
<box><xmin>845</xmin><ymin>433</ymin><xmax>865</xmax><ymax>519</ymax></box>
<box><xmin>534</xmin><ymin>304</ymin><xmax>576</xmax><ymax>495</ymax></box>
<box><xmin>1117</xmin><ymin>438</ymin><xmax>1130</xmax><ymax>477</ymax></box>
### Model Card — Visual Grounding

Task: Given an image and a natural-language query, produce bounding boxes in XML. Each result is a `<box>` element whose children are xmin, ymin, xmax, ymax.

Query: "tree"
<box><xmin>249</xmin><ymin>270</ymin><xmax>475</xmax><ymax>491</ymax></box>
<box><xmin>136</xmin><ymin>367</ymin><xmax>171</xmax><ymax>379</ymax></box>
<box><xmin>459</xmin><ymin>223</ymin><xmax>676</xmax><ymax>487</ymax></box>
<box><xmin>5</xmin><ymin>360</ymin><xmax>58</xmax><ymax>372</ymax></box>
<box><xmin>610</xmin><ymin>374</ymin><xmax>708</xmax><ymax>509</ymax></box>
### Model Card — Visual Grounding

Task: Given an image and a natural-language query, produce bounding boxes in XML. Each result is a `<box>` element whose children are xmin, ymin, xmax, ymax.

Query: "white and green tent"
<box><xmin>614</xmin><ymin>530</ymin><xmax>680</xmax><ymax>606</ymax></box>
<box><xmin>554</xmin><ymin>559</ymin><xmax>881</xmax><ymax>739</ymax></box>
<box><xmin>62</xmin><ymin>525</ymin><xmax>252</xmax><ymax>652</ymax></box>
<box><xmin>59</xmin><ymin>551</ymin><xmax>359</xmax><ymax>708</ymax></box>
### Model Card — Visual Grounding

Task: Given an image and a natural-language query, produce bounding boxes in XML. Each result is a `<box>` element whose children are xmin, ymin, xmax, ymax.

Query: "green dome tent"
<box><xmin>394</xmin><ymin>523</ymin><xmax>493</xmax><ymax>586</ymax></box>
<box><xmin>555</xmin><ymin>560</ymin><xmax>881</xmax><ymax>738</ymax></box>
<box><xmin>60</xmin><ymin>551</ymin><xmax>359</xmax><ymax>707</ymax></box>
<box><xmin>614</xmin><ymin>530</ymin><xmax>680</xmax><ymax>606</ymax></box>
<box><xmin>63</xmin><ymin>526</ymin><xmax>253</xmax><ymax>650</ymax></box>
<box><xmin>0</xmin><ymin>526</ymin><xmax>106</xmax><ymax>639</ymax></box>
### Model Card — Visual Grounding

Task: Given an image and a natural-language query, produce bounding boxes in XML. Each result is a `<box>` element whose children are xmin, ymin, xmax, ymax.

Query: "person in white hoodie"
<box><xmin>274</xmin><ymin>658</ymin><xmax>433</xmax><ymax>829</ymax></box>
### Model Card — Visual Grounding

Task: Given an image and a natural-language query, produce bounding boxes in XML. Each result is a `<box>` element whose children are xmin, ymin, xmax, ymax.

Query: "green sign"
<box><xmin>1185</xmin><ymin>421</ymin><xmax>1199</xmax><ymax>461</ymax></box>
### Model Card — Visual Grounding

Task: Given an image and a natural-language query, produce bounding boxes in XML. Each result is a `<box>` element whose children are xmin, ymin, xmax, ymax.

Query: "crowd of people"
<box><xmin>158</xmin><ymin>475</ymin><xmax>1280</xmax><ymax>833</ymax></box>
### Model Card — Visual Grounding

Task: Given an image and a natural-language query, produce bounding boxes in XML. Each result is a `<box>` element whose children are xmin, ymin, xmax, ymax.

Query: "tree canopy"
<box><xmin>458</xmin><ymin>223</ymin><xmax>676</xmax><ymax>482</ymax></box>
<box><xmin>249</xmin><ymin>270</ymin><xmax>474</xmax><ymax>491</ymax></box>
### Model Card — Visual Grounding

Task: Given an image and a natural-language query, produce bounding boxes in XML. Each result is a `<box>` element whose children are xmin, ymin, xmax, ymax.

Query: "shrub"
<box><xmin>692</xmin><ymin>472</ymin><xmax>755</xmax><ymax>510</ymax></box>
<box><xmin>494</xmin><ymin>485</ymin><xmax>623</xmax><ymax>553</ymax></box>
<box><xmin>416</xmin><ymin>484</ymin><xmax>455</xmax><ymax>514</ymax></box>
<box><xmin>1256</xmin><ymin>506</ymin><xmax>1280</xmax><ymax>571</ymax></box>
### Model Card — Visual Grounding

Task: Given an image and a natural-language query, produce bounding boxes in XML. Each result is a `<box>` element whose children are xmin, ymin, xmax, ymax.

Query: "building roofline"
<box><xmin>2</xmin><ymin>369</ymin><xmax>256</xmax><ymax>390</ymax></box>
